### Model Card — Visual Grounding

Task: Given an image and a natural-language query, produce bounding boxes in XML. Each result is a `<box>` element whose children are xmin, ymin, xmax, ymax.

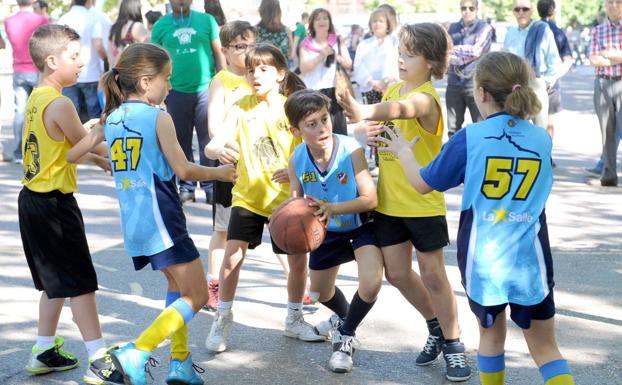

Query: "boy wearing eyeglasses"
<box><xmin>446</xmin><ymin>0</ymin><xmax>493</xmax><ymax>137</ymax></box>
<box><xmin>202</xmin><ymin>20</ymin><xmax>257</xmax><ymax>311</ymax></box>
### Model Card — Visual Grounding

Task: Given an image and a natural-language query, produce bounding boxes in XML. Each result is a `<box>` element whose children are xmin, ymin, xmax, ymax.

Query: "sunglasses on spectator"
<box><xmin>461</xmin><ymin>6</ymin><xmax>476</xmax><ymax>12</ymax></box>
<box><xmin>229</xmin><ymin>43</ymin><xmax>255</xmax><ymax>52</ymax></box>
<box><xmin>513</xmin><ymin>6</ymin><xmax>531</xmax><ymax>13</ymax></box>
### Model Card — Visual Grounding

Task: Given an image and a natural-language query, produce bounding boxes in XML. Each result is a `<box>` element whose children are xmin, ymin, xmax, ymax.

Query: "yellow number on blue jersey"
<box><xmin>481</xmin><ymin>157</ymin><xmax>540</xmax><ymax>200</ymax></box>
<box><xmin>110</xmin><ymin>137</ymin><xmax>143</xmax><ymax>172</ymax></box>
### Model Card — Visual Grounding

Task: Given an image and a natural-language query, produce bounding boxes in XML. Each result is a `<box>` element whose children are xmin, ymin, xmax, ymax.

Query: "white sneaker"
<box><xmin>284</xmin><ymin>313</ymin><xmax>325</xmax><ymax>342</ymax></box>
<box><xmin>314</xmin><ymin>314</ymin><xmax>343</xmax><ymax>339</ymax></box>
<box><xmin>205</xmin><ymin>311</ymin><xmax>233</xmax><ymax>353</ymax></box>
<box><xmin>328</xmin><ymin>330</ymin><xmax>360</xmax><ymax>373</ymax></box>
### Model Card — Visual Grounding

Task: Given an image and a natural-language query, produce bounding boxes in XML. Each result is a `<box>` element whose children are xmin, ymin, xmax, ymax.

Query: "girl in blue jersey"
<box><xmin>67</xmin><ymin>43</ymin><xmax>236</xmax><ymax>385</ymax></box>
<box><xmin>284</xmin><ymin>90</ymin><xmax>383</xmax><ymax>373</ymax></box>
<box><xmin>378</xmin><ymin>51</ymin><xmax>574</xmax><ymax>385</ymax></box>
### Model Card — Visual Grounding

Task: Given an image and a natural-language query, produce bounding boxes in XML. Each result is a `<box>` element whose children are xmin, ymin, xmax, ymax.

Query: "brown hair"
<box><xmin>258</xmin><ymin>0</ymin><xmax>283</xmax><ymax>32</ymax></box>
<box><xmin>284</xmin><ymin>89</ymin><xmax>331</xmax><ymax>128</ymax></box>
<box><xmin>29</xmin><ymin>24</ymin><xmax>80</xmax><ymax>72</ymax></box>
<box><xmin>245</xmin><ymin>43</ymin><xmax>306</xmax><ymax>97</ymax></box>
<box><xmin>220</xmin><ymin>20</ymin><xmax>256</xmax><ymax>47</ymax></box>
<box><xmin>369</xmin><ymin>8</ymin><xmax>394</xmax><ymax>36</ymax></box>
<box><xmin>474</xmin><ymin>51</ymin><xmax>541</xmax><ymax>119</ymax></box>
<box><xmin>399</xmin><ymin>23</ymin><xmax>451</xmax><ymax>80</ymax></box>
<box><xmin>100</xmin><ymin>43</ymin><xmax>170</xmax><ymax>121</ymax></box>
<box><xmin>308</xmin><ymin>8</ymin><xmax>335</xmax><ymax>38</ymax></box>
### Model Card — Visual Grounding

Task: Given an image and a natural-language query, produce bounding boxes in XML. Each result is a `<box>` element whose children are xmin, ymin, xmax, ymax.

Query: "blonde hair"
<box><xmin>474</xmin><ymin>52</ymin><xmax>541</xmax><ymax>119</ymax></box>
<box><xmin>369</xmin><ymin>8</ymin><xmax>394</xmax><ymax>35</ymax></box>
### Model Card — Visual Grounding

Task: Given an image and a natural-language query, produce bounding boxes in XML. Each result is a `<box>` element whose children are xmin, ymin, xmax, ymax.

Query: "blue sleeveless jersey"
<box><xmin>421</xmin><ymin>113</ymin><xmax>554</xmax><ymax>306</ymax></box>
<box><xmin>105</xmin><ymin>101</ymin><xmax>191</xmax><ymax>257</ymax></box>
<box><xmin>293</xmin><ymin>134</ymin><xmax>363</xmax><ymax>232</ymax></box>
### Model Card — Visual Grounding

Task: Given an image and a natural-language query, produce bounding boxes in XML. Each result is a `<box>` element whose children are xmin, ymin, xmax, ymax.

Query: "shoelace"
<box><xmin>339</xmin><ymin>336</ymin><xmax>360</xmax><ymax>355</ymax></box>
<box><xmin>192</xmin><ymin>362</ymin><xmax>206</xmax><ymax>374</ymax></box>
<box><xmin>422</xmin><ymin>334</ymin><xmax>441</xmax><ymax>354</ymax></box>
<box><xmin>445</xmin><ymin>352</ymin><xmax>467</xmax><ymax>368</ymax></box>
<box><xmin>144</xmin><ymin>357</ymin><xmax>159</xmax><ymax>381</ymax></box>
<box><xmin>54</xmin><ymin>344</ymin><xmax>76</xmax><ymax>361</ymax></box>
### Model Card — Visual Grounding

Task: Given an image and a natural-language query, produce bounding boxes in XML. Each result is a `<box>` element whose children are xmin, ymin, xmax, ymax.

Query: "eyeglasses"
<box><xmin>513</xmin><ymin>6</ymin><xmax>531</xmax><ymax>13</ymax></box>
<box><xmin>229</xmin><ymin>43</ymin><xmax>255</xmax><ymax>53</ymax></box>
<box><xmin>461</xmin><ymin>6</ymin><xmax>476</xmax><ymax>12</ymax></box>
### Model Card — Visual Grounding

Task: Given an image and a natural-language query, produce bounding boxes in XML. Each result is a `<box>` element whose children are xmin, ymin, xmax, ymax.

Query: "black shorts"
<box><xmin>18</xmin><ymin>188</ymin><xmax>98</xmax><ymax>299</ymax></box>
<box><xmin>309</xmin><ymin>222</ymin><xmax>378</xmax><ymax>270</ymax></box>
<box><xmin>373</xmin><ymin>212</ymin><xmax>449</xmax><ymax>252</ymax></box>
<box><xmin>468</xmin><ymin>290</ymin><xmax>556</xmax><ymax>330</ymax></box>
<box><xmin>227</xmin><ymin>206</ymin><xmax>286</xmax><ymax>254</ymax></box>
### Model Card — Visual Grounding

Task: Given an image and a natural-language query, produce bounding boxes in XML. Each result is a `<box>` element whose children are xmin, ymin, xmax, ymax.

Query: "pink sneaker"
<box><xmin>203</xmin><ymin>280</ymin><xmax>219</xmax><ymax>311</ymax></box>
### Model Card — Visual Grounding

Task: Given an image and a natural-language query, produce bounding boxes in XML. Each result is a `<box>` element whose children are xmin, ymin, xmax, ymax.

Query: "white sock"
<box><xmin>287</xmin><ymin>302</ymin><xmax>303</xmax><ymax>317</ymax></box>
<box><xmin>218</xmin><ymin>300</ymin><xmax>233</xmax><ymax>315</ymax></box>
<box><xmin>35</xmin><ymin>335</ymin><xmax>56</xmax><ymax>350</ymax></box>
<box><xmin>84</xmin><ymin>338</ymin><xmax>107</xmax><ymax>360</ymax></box>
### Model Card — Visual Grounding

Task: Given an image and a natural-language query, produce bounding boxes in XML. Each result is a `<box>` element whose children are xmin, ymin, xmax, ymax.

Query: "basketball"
<box><xmin>269</xmin><ymin>197</ymin><xmax>326</xmax><ymax>254</ymax></box>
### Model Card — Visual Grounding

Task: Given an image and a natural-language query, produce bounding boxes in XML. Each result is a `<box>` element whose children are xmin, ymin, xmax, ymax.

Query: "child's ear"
<box><xmin>277</xmin><ymin>69</ymin><xmax>286</xmax><ymax>83</ymax></box>
<box><xmin>138</xmin><ymin>76</ymin><xmax>150</xmax><ymax>93</ymax></box>
<box><xmin>45</xmin><ymin>55</ymin><xmax>57</xmax><ymax>70</ymax></box>
<box><xmin>290</xmin><ymin>125</ymin><xmax>302</xmax><ymax>137</ymax></box>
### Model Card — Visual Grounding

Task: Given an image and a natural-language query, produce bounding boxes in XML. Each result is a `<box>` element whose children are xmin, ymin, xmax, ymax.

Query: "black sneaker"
<box><xmin>415</xmin><ymin>325</ymin><xmax>444</xmax><ymax>366</ymax></box>
<box><xmin>83</xmin><ymin>347</ymin><xmax>125</xmax><ymax>385</ymax></box>
<box><xmin>442</xmin><ymin>341</ymin><xmax>471</xmax><ymax>382</ymax></box>
<box><xmin>24</xmin><ymin>336</ymin><xmax>79</xmax><ymax>374</ymax></box>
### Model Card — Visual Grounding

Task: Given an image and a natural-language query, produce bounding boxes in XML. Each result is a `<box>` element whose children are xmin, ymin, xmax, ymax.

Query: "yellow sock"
<box><xmin>135</xmin><ymin>299</ymin><xmax>194</xmax><ymax>353</ymax></box>
<box><xmin>541</xmin><ymin>359</ymin><xmax>574</xmax><ymax>385</ymax></box>
<box><xmin>170</xmin><ymin>325</ymin><xmax>189</xmax><ymax>361</ymax></box>
<box><xmin>545</xmin><ymin>374</ymin><xmax>574</xmax><ymax>385</ymax></box>
<box><xmin>480</xmin><ymin>369</ymin><xmax>505</xmax><ymax>385</ymax></box>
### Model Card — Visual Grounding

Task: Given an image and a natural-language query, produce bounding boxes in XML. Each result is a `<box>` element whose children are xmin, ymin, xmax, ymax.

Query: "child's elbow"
<box><xmin>365</xmin><ymin>194</ymin><xmax>378</xmax><ymax>211</ymax></box>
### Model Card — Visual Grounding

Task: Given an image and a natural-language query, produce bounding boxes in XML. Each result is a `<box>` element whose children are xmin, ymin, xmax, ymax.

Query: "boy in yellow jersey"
<box><xmin>204</xmin><ymin>44</ymin><xmax>324</xmax><ymax>353</ymax></box>
<box><xmin>18</xmin><ymin>25</ymin><xmax>123</xmax><ymax>384</ymax></box>
<box><xmin>338</xmin><ymin>23</ymin><xmax>472</xmax><ymax>382</ymax></box>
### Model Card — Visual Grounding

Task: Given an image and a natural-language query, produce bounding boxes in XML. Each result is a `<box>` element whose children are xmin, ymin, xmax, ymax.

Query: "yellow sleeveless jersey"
<box><xmin>376</xmin><ymin>81</ymin><xmax>446</xmax><ymax>217</ymax></box>
<box><xmin>22</xmin><ymin>86</ymin><xmax>77</xmax><ymax>194</ymax></box>
<box><xmin>231</xmin><ymin>94</ymin><xmax>301</xmax><ymax>217</ymax></box>
<box><xmin>213</xmin><ymin>69</ymin><xmax>253</xmax><ymax>108</ymax></box>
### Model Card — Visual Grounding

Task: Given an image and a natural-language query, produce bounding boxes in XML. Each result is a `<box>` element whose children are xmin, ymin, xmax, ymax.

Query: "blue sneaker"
<box><xmin>166</xmin><ymin>354</ymin><xmax>205</xmax><ymax>385</ymax></box>
<box><xmin>109</xmin><ymin>343</ymin><xmax>151</xmax><ymax>385</ymax></box>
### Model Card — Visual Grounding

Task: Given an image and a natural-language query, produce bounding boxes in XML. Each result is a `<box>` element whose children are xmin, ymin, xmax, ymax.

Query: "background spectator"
<box><xmin>107</xmin><ymin>0</ymin><xmax>149</xmax><ymax>65</ymax></box>
<box><xmin>256</xmin><ymin>0</ymin><xmax>294</xmax><ymax>64</ymax></box>
<box><xmin>145</xmin><ymin>10</ymin><xmax>163</xmax><ymax>32</ymax></box>
<box><xmin>204</xmin><ymin>0</ymin><xmax>226</xmax><ymax>27</ymax></box>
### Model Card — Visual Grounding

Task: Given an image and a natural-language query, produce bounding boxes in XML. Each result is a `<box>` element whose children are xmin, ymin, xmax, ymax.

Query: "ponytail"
<box><xmin>280</xmin><ymin>71</ymin><xmax>306</xmax><ymax>97</ymax></box>
<box><xmin>474</xmin><ymin>51</ymin><xmax>541</xmax><ymax>120</ymax></box>
<box><xmin>100</xmin><ymin>68</ymin><xmax>125</xmax><ymax>123</ymax></box>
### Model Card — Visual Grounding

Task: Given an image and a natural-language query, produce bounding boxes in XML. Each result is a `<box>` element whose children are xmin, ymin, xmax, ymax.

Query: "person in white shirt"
<box><xmin>57</xmin><ymin>0</ymin><xmax>107</xmax><ymax>121</ymax></box>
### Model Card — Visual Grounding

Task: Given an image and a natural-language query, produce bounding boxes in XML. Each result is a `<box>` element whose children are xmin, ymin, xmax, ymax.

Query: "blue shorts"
<box><xmin>132</xmin><ymin>236</ymin><xmax>199</xmax><ymax>271</ymax></box>
<box><xmin>468</xmin><ymin>290</ymin><xmax>556</xmax><ymax>330</ymax></box>
<box><xmin>309</xmin><ymin>222</ymin><xmax>378</xmax><ymax>270</ymax></box>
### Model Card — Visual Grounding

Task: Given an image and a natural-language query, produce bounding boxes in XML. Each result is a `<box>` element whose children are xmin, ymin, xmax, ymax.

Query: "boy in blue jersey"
<box><xmin>378</xmin><ymin>51</ymin><xmax>574</xmax><ymax>385</ymax></box>
<box><xmin>284</xmin><ymin>90</ymin><xmax>384</xmax><ymax>373</ymax></box>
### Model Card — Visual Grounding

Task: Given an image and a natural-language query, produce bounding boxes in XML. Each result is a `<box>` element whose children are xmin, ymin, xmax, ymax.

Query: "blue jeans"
<box><xmin>62</xmin><ymin>82</ymin><xmax>102</xmax><ymax>122</ymax></box>
<box><xmin>12</xmin><ymin>72</ymin><xmax>39</xmax><ymax>159</ymax></box>
<box><xmin>165</xmin><ymin>89</ymin><xmax>215</xmax><ymax>193</ymax></box>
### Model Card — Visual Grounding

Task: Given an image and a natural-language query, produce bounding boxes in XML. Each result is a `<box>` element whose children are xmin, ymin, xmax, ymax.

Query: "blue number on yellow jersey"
<box><xmin>421</xmin><ymin>113</ymin><xmax>554</xmax><ymax>307</ymax></box>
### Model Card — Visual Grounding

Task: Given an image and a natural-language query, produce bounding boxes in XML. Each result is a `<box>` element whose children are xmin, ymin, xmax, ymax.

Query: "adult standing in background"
<box><xmin>4</xmin><ymin>0</ymin><xmax>48</xmax><ymax>163</ymax></box>
<box><xmin>256</xmin><ymin>0</ymin><xmax>294</xmax><ymax>63</ymax></box>
<box><xmin>299</xmin><ymin>8</ymin><xmax>352</xmax><ymax>135</ymax></box>
<box><xmin>292</xmin><ymin>11</ymin><xmax>309</xmax><ymax>66</ymax></box>
<box><xmin>446</xmin><ymin>0</ymin><xmax>492</xmax><ymax>137</ymax></box>
<box><xmin>587</xmin><ymin>0</ymin><xmax>622</xmax><ymax>187</ymax></box>
<box><xmin>204</xmin><ymin>0</ymin><xmax>226</xmax><ymax>26</ymax></box>
<box><xmin>352</xmin><ymin>7</ymin><xmax>399</xmax><ymax>105</ymax></box>
<box><xmin>503</xmin><ymin>0</ymin><xmax>561</xmax><ymax>129</ymax></box>
<box><xmin>58</xmin><ymin>0</ymin><xmax>107</xmax><ymax>121</ymax></box>
<box><xmin>33</xmin><ymin>0</ymin><xmax>49</xmax><ymax>20</ymax></box>
<box><xmin>537</xmin><ymin>0</ymin><xmax>573</xmax><ymax>142</ymax></box>
<box><xmin>107</xmin><ymin>0</ymin><xmax>149</xmax><ymax>66</ymax></box>
<box><xmin>151</xmin><ymin>0</ymin><xmax>226</xmax><ymax>203</ymax></box>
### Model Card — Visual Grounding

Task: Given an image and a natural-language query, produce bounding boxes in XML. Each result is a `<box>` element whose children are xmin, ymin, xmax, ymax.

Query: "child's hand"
<box><xmin>271</xmin><ymin>168</ymin><xmax>289</xmax><ymax>183</ymax></box>
<box><xmin>308</xmin><ymin>196</ymin><xmax>333</xmax><ymax>225</ymax></box>
<box><xmin>83</xmin><ymin>118</ymin><xmax>101</xmax><ymax>132</ymax></box>
<box><xmin>215</xmin><ymin>164</ymin><xmax>237</xmax><ymax>183</ymax></box>
<box><xmin>376</xmin><ymin>125</ymin><xmax>420</xmax><ymax>159</ymax></box>
<box><xmin>353</xmin><ymin>120</ymin><xmax>385</xmax><ymax>147</ymax></box>
<box><xmin>336</xmin><ymin>89</ymin><xmax>367</xmax><ymax>123</ymax></box>
<box><xmin>217</xmin><ymin>147</ymin><xmax>239</xmax><ymax>165</ymax></box>
<box><xmin>93</xmin><ymin>154</ymin><xmax>112</xmax><ymax>174</ymax></box>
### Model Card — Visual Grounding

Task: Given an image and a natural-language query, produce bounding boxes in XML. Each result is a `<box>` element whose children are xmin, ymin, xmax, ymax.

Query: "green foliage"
<box><xmin>102</xmin><ymin>0</ymin><xmax>119</xmax><ymax>13</ymax></box>
<box><xmin>46</xmin><ymin>0</ymin><xmax>71</xmax><ymax>18</ymax></box>
<box><xmin>561</xmin><ymin>1</ymin><xmax>602</xmax><ymax>26</ymax></box>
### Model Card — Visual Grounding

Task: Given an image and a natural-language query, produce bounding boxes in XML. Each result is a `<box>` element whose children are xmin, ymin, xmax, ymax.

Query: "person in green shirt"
<box><xmin>293</xmin><ymin>11</ymin><xmax>308</xmax><ymax>57</ymax></box>
<box><xmin>151</xmin><ymin>0</ymin><xmax>226</xmax><ymax>203</ymax></box>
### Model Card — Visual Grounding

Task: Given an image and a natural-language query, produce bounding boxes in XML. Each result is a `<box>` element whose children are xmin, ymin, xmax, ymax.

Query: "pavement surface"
<box><xmin>0</xmin><ymin>65</ymin><xmax>621</xmax><ymax>385</ymax></box>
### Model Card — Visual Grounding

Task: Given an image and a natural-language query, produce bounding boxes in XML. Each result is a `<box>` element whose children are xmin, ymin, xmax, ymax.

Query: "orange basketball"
<box><xmin>269</xmin><ymin>197</ymin><xmax>326</xmax><ymax>254</ymax></box>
